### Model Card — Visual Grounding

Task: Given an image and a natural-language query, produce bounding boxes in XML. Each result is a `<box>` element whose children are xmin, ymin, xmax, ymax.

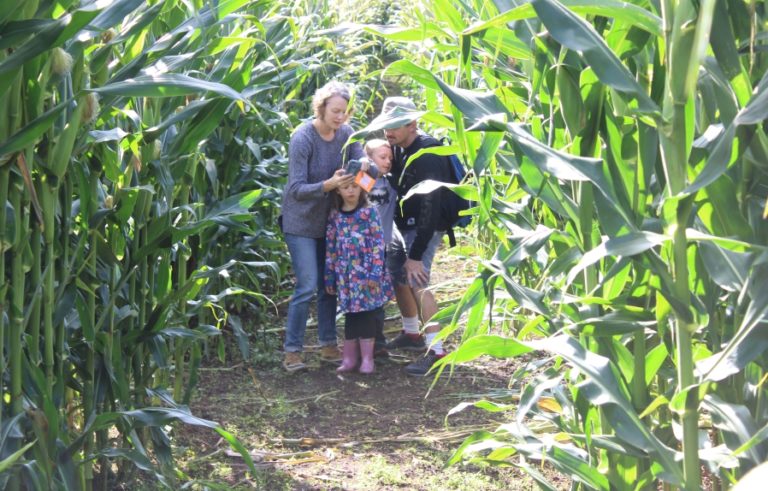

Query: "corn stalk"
<box><xmin>361</xmin><ymin>0</ymin><xmax>768</xmax><ymax>488</ymax></box>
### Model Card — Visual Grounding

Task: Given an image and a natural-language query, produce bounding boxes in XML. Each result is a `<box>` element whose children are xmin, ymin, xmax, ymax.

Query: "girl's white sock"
<box><xmin>425</xmin><ymin>329</ymin><xmax>444</xmax><ymax>355</ymax></box>
<box><xmin>402</xmin><ymin>316</ymin><xmax>420</xmax><ymax>335</ymax></box>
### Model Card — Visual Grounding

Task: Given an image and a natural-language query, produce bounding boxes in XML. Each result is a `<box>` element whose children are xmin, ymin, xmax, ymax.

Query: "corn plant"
<box><xmin>352</xmin><ymin>0</ymin><xmax>768</xmax><ymax>488</ymax></box>
<box><xmin>0</xmin><ymin>0</ymin><xmax>336</xmax><ymax>488</ymax></box>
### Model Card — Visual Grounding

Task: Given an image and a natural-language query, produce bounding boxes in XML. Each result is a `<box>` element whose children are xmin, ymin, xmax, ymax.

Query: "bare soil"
<box><xmin>172</xmin><ymin>245</ymin><xmax>568</xmax><ymax>490</ymax></box>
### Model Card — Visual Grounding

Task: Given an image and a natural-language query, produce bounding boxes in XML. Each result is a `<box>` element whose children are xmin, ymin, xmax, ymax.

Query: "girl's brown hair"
<box><xmin>332</xmin><ymin>185</ymin><xmax>369</xmax><ymax>211</ymax></box>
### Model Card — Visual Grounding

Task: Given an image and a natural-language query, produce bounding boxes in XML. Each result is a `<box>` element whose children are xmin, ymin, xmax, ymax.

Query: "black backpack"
<box><xmin>431</xmin><ymin>139</ymin><xmax>472</xmax><ymax>247</ymax></box>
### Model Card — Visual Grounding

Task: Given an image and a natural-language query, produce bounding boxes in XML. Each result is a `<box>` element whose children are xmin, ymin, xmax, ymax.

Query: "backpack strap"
<box><xmin>446</xmin><ymin>227</ymin><xmax>457</xmax><ymax>247</ymax></box>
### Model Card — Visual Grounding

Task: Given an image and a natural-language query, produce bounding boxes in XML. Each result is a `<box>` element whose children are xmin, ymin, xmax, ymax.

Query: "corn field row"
<box><xmin>0</xmin><ymin>0</ymin><xmax>392</xmax><ymax>488</ymax></box>
<box><xmin>353</xmin><ymin>0</ymin><xmax>768</xmax><ymax>489</ymax></box>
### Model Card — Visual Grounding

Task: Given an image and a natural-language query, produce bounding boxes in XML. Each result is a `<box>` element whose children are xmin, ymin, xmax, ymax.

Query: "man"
<box><xmin>376</xmin><ymin>96</ymin><xmax>453</xmax><ymax>376</ymax></box>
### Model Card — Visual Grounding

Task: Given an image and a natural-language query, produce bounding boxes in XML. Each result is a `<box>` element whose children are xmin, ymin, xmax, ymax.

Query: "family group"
<box><xmin>280</xmin><ymin>81</ymin><xmax>460</xmax><ymax>377</ymax></box>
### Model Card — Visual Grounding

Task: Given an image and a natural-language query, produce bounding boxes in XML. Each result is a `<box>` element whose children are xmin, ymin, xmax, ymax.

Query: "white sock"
<box><xmin>425</xmin><ymin>329</ymin><xmax>444</xmax><ymax>355</ymax></box>
<box><xmin>402</xmin><ymin>316</ymin><xmax>420</xmax><ymax>335</ymax></box>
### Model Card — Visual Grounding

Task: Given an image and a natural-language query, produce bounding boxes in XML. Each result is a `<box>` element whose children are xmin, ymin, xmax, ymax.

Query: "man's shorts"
<box><xmin>386</xmin><ymin>228</ymin><xmax>444</xmax><ymax>288</ymax></box>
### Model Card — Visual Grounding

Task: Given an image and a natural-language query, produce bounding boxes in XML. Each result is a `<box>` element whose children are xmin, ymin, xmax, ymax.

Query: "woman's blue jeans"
<box><xmin>284</xmin><ymin>233</ymin><xmax>338</xmax><ymax>352</ymax></box>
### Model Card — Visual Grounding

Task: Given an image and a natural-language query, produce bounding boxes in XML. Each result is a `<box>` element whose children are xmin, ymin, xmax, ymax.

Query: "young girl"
<box><xmin>325</xmin><ymin>181</ymin><xmax>394</xmax><ymax>374</ymax></box>
<box><xmin>364</xmin><ymin>139</ymin><xmax>398</xmax><ymax>356</ymax></box>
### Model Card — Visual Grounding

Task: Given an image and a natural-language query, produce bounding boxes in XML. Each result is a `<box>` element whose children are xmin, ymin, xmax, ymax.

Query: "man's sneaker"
<box><xmin>283</xmin><ymin>352</ymin><xmax>306</xmax><ymax>372</ymax></box>
<box><xmin>385</xmin><ymin>331</ymin><xmax>426</xmax><ymax>352</ymax></box>
<box><xmin>374</xmin><ymin>342</ymin><xmax>389</xmax><ymax>358</ymax></box>
<box><xmin>405</xmin><ymin>350</ymin><xmax>445</xmax><ymax>377</ymax></box>
<box><xmin>320</xmin><ymin>345</ymin><xmax>342</xmax><ymax>363</ymax></box>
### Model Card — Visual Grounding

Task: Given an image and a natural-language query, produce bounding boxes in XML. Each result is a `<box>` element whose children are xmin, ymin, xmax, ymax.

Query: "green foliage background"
<box><xmin>1</xmin><ymin>0</ymin><xmax>767</xmax><ymax>489</ymax></box>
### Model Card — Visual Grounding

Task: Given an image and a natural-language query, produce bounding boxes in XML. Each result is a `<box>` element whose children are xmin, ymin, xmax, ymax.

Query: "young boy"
<box><xmin>365</xmin><ymin>139</ymin><xmax>396</xmax><ymax>246</ymax></box>
<box><xmin>364</xmin><ymin>139</ymin><xmax>397</xmax><ymax>357</ymax></box>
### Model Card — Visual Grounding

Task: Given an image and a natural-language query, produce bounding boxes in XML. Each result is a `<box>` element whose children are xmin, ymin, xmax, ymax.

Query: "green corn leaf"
<box><xmin>215</xmin><ymin>0</ymin><xmax>253</xmax><ymax>19</ymax></box>
<box><xmin>90</xmin><ymin>74</ymin><xmax>246</xmax><ymax>101</ymax></box>
<box><xmin>0</xmin><ymin>8</ymin><xmax>100</xmax><ymax>76</ymax></box>
<box><xmin>475</xmin><ymin>26</ymin><xmax>531</xmax><ymax>60</ymax></box>
<box><xmin>517</xmin><ymin>372</ymin><xmax>563</xmax><ymax>423</ymax></box>
<box><xmin>686</xmin><ymin>70</ymin><xmax>768</xmax><ymax>195</ymax></box>
<box><xmin>319</xmin><ymin>21</ymin><xmax>450</xmax><ymax>42</ymax></box>
<box><xmin>548</xmin><ymin>445</ymin><xmax>610</xmax><ymax>490</ymax></box>
<box><xmin>228</xmin><ymin>315</ymin><xmax>251</xmax><ymax>361</ymax></box>
<box><xmin>142</xmin><ymin>100</ymin><xmax>209</xmax><ymax>141</ymax></box>
<box><xmin>699</xmin><ymin>242</ymin><xmax>753</xmax><ymax>292</ymax></box>
<box><xmin>576</xmin><ymin>312</ymin><xmax>654</xmax><ymax>337</ymax></box>
<box><xmin>638</xmin><ymin>394</ymin><xmax>670</xmax><ymax>419</ymax></box>
<box><xmin>733</xmin><ymin>423</ymin><xmax>768</xmax><ymax>459</ymax></box>
<box><xmin>0</xmin><ymin>19</ymin><xmax>55</xmax><ymax>50</ymax></box>
<box><xmin>213</xmin><ymin>425</ymin><xmax>258</xmax><ymax>476</ymax></box>
<box><xmin>528</xmin><ymin>335</ymin><xmax>683</xmax><ymax>484</ymax></box>
<box><xmin>170</xmin><ymin>97</ymin><xmax>233</xmax><ymax>155</ymax></box>
<box><xmin>400</xmin><ymin>179</ymin><xmax>479</xmax><ymax>203</ymax></box>
<box><xmin>0</xmin><ymin>100</ymin><xmax>69</xmax><ymax>163</ymax></box>
<box><xmin>383</xmin><ymin>59</ymin><xmax>442</xmax><ymax>90</ymax></box>
<box><xmin>484</xmin><ymin>257</ymin><xmax>551</xmax><ymax>315</ymax></box>
<box><xmin>507</xmin><ymin>122</ymin><xmax>634</xmax><ymax>226</ymax></box>
<box><xmin>49</xmin><ymin>99</ymin><xmax>84</xmax><ymax>179</ymax></box>
<box><xmin>464</xmin><ymin>0</ymin><xmax>662</xmax><ymax>38</ymax></box>
<box><xmin>645</xmin><ymin>342</ymin><xmax>669</xmax><ymax>386</ymax></box>
<box><xmin>436</xmin><ymin>335</ymin><xmax>533</xmax><ymax>365</ymax></box>
<box><xmin>175</xmin><ymin>189</ymin><xmax>263</xmax><ymax>239</ymax></box>
<box><xmin>556</xmin><ymin>63</ymin><xmax>586</xmax><ymax>136</ymax></box>
<box><xmin>434</xmin><ymin>77</ymin><xmax>509</xmax><ymax>121</ymax></box>
<box><xmin>474</xmin><ymin>130</ymin><xmax>505</xmax><ymax>176</ymax></box>
<box><xmin>447</xmin><ymin>430</ymin><xmax>496</xmax><ymax>466</ymax></box>
<box><xmin>567</xmin><ymin>231</ymin><xmax>668</xmax><ymax>285</ymax></box>
<box><xmin>158</xmin><ymin>327</ymin><xmax>214</xmax><ymax>340</ymax></box>
<box><xmin>703</xmin><ymin>395</ymin><xmax>766</xmax><ymax>466</ymax></box>
<box><xmin>0</xmin><ymin>440</ymin><xmax>36</xmax><ymax>473</ymax></box>
<box><xmin>498</xmin><ymin>224</ymin><xmax>554</xmax><ymax>269</ymax></box>
<box><xmin>88</xmin><ymin>0</ymin><xmax>145</xmax><ymax>33</ymax></box>
<box><xmin>531</xmin><ymin>0</ymin><xmax>658</xmax><ymax>114</ymax></box>
<box><xmin>468</xmin><ymin>400</ymin><xmax>518</xmax><ymax>414</ymax></box>
<box><xmin>697</xmin><ymin>263</ymin><xmax>768</xmax><ymax>382</ymax></box>
<box><xmin>97</xmin><ymin>448</ymin><xmax>168</xmax><ymax>487</ymax></box>
<box><xmin>698</xmin><ymin>174</ymin><xmax>754</xmax><ymax>239</ymax></box>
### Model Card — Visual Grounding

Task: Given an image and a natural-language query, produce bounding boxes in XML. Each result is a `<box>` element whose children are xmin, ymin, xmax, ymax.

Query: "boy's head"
<box><xmin>364</xmin><ymin>139</ymin><xmax>393</xmax><ymax>174</ymax></box>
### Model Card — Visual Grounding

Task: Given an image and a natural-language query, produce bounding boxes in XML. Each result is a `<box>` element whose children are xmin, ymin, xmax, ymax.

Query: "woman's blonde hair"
<box><xmin>312</xmin><ymin>81</ymin><xmax>352</xmax><ymax>118</ymax></box>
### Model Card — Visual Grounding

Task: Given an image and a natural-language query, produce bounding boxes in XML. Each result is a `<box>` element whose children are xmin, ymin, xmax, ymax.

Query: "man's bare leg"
<box><xmin>405</xmin><ymin>286</ymin><xmax>446</xmax><ymax>376</ymax></box>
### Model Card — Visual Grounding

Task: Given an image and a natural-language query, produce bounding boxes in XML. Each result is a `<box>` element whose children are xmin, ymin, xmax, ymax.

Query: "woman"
<box><xmin>280</xmin><ymin>81</ymin><xmax>365</xmax><ymax>372</ymax></box>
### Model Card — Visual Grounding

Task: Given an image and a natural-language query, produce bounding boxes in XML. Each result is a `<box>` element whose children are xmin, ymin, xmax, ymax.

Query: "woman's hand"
<box><xmin>323</xmin><ymin>168</ymin><xmax>354</xmax><ymax>192</ymax></box>
<box><xmin>325</xmin><ymin>286</ymin><xmax>336</xmax><ymax>295</ymax></box>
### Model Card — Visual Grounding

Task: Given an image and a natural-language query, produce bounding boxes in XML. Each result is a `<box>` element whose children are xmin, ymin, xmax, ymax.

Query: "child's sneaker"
<box><xmin>385</xmin><ymin>331</ymin><xmax>425</xmax><ymax>351</ymax></box>
<box><xmin>405</xmin><ymin>350</ymin><xmax>445</xmax><ymax>376</ymax></box>
<box><xmin>283</xmin><ymin>352</ymin><xmax>306</xmax><ymax>372</ymax></box>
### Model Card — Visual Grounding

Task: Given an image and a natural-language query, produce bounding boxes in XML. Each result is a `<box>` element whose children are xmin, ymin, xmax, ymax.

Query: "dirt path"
<box><xmin>175</xmin><ymin>246</ymin><xmax>567</xmax><ymax>490</ymax></box>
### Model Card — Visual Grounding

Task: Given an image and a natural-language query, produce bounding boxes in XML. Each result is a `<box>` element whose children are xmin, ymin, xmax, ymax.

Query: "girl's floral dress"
<box><xmin>325</xmin><ymin>206</ymin><xmax>394</xmax><ymax>313</ymax></box>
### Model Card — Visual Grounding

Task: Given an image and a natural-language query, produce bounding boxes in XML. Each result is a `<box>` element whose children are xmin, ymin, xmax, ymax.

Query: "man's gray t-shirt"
<box><xmin>281</xmin><ymin>122</ymin><xmax>364</xmax><ymax>238</ymax></box>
